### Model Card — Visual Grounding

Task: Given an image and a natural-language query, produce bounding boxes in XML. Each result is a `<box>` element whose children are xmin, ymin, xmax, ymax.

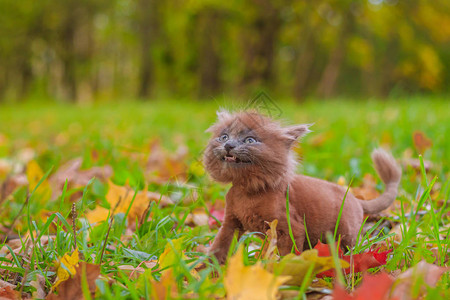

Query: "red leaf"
<box><xmin>333</xmin><ymin>272</ymin><xmax>395</xmax><ymax>300</ymax></box>
<box><xmin>312</xmin><ymin>241</ymin><xmax>391</xmax><ymax>277</ymax></box>
<box><xmin>208</xmin><ymin>208</ymin><xmax>225</xmax><ymax>227</ymax></box>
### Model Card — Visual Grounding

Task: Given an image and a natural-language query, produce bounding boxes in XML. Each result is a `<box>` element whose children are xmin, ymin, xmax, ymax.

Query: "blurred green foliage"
<box><xmin>0</xmin><ymin>0</ymin><xmax>449</xmax><ymax>102</ymax></box>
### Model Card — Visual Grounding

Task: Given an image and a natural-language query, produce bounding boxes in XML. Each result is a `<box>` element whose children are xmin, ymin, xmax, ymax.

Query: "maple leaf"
<box><xmin>225</xmin><ymin>246</ymin><xmax>290</xmax><ymax>300</ymax></box>
<box><xmin>47</xmin><ymin>262</ymin><xmax>100</xmax><ymax>300</ymax></box>
<box><xmin>314</xmin><ymin>241</ymin><xmax>391</xmax><ymax>277</ymax></box>
<box><xmin>85</xmin><ymin>180</ymin><xmax>172</xmax><ymax>224</ymax></box>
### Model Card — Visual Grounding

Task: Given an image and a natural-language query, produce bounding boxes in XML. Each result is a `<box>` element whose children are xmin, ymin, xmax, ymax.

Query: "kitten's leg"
<box><xmin>209</xmin><ymin>213</ymin><xmax>243</xmax><ymax>264</ymax></box>
<box><xmin>277</xmin><ymin>222</ymin><xmax>305</xmax><ymax>256</ymax></box>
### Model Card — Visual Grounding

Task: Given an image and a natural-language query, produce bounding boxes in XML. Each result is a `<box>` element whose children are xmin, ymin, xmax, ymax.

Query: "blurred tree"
<box><xmin>0</xmin><ymin>0</ymin><xmax>448</xmax><ymax>102</ymax></box>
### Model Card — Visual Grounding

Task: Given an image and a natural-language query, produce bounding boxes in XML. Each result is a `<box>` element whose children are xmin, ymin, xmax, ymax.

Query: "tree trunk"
<box><xmin>198</xmin><ymin>8</ymin><xmax>222</xmax><ymax>98</ymax></box>
<box><xmin>293</xmin><ymin>31</ymin><xmax>317</xmax><ymax>101</ymax></box>
<box><xmin>317</xmin><ymin>11</ymin><xmax>354</xmax><ymax>98</ymax></box>
<box><xmin>137</xmin><ymin>0</ymin><xmax>158</xmax><ymax>99</ymax></box>
<box><xmin>240</xmin><ymin>0</ymin><xmax>280</xmax><ymax>90</ymax></box>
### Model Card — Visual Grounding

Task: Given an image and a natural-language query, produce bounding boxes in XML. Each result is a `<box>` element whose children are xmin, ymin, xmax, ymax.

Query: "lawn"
<box><xmin>0</xmin><ymin>98</ymin><xmax>449</xmax><ymax>299</ymax></box>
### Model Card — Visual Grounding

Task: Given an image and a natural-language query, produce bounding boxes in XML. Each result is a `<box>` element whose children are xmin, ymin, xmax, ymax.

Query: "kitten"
<box><xmin>204</xmin><ymin>110</ymin><xmax>401</xmax><ymax>264</ymax></box>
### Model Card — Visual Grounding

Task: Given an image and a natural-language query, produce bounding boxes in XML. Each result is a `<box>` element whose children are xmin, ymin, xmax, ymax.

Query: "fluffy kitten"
<box><xmin>204</xmin><ymin>110</ymin><xmax>401</xmax><ymax>264</ymax></box>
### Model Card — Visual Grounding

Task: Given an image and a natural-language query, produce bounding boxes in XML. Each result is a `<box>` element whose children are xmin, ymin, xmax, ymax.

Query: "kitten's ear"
<box><xmin>206</xmin><ymin>110</ymin><xmax>231</xmax><ymax>133</ymax></box>
<box><xmin>216</xmin><ymin>110</ymin><xmax>231</xmax><ymax>121</ymax></box>
<box><xmin>284</xmin><ymin>124</ymin><xmax>313</xmax><ymax>146</ymax></box>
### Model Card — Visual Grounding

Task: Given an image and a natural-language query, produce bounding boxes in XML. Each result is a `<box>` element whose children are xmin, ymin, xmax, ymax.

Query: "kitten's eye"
<box><xmin>219</xmin><ymin>134</ymin><xmax>229</xmax><ymax>142</ymax></box>
<box><xmin>244</xmin><ymin>137</ymin><xmax>257</xmax><ymax>144</ymax></box>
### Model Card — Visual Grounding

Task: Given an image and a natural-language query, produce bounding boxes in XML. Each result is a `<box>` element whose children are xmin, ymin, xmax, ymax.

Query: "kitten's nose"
<box><xmin>224</xmin><ymin>141</ymin><xmax>237</xmax><ymax>152</ymax></box>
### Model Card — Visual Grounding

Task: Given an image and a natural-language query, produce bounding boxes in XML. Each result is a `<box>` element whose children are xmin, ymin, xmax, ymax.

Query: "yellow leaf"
<box><xmin>26</xmin><ymin>160</ymin><xmax>52</xmax><ymax>203</ymax></box>
<box><xmin>259</xmin><ymin>219</ymin><xmax>279</xmax><ymax>260</ymax></box>
<box><xmin>52</xmin><ymin>248</ymin><xmax>80</xmax><ymax>290</ymax></box>
<box><xmin>85</xmin><ymin>180</ymin><xmax>171</xmax><ymax>225</ymax></box>
<box><xmin>159</xmin><ymin>237</ymin><xmax>185</xmax><ymax>270</ymax></box>
<box><xmin>189</xmin><ymin>160</ymin><xmax>205</xmax><ymax>177</ymax></box>
<box><xmin>225</xmin><ymin>246</ymin><xmax>290</xmax><ymax>300</ymax></box>
<box><xmin>267</xmin><ymin>249</ymin><xmax>349</xmax><ymax>286</ymax></box>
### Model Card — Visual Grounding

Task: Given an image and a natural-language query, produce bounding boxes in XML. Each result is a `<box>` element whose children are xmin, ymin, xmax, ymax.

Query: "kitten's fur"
<box><xmin>204</xmin><ymin>111</ymin><xmax>401</xmax><ymax>263</ymax></box>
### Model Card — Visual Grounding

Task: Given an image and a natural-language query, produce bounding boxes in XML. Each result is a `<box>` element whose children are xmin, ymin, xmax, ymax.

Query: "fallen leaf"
<box><xmin>49</xmin><ymin>158</ymin><xmax>112</xmax><ymax>200</ymax></box>
<box><xmin>351</xmin><ymin>173</ymin><xmax>380</xmax><ymax>200</ymax></box>
<box><xmin>0</xmin><ymin>286</ymin><xmax>21</xmax><ymax>300</ymax></box>
<box><xmin>402</xmin><ymin>158</ymin><xmax>433</xmax><ymax>171</ymax></box>
<box><xmin>146</xmin><ymin>139</ymin><xmax>188</xmax><ymax>183</ymax></box>
<box><xmin>0</xmin><ymin>174</ymin><xmax>28</xmax><ymax>202</ymax></box>
<box><xmin>26</xmin><ymin>160</ymin><xmax>52</xmax><ymax>203</ymax></box>
<box><xmin>0</xmin><ymin>280</ymin><xmax>16</xmax><ymax>289</ymax></box>
<box><xmin>391</xmin><ymin>261</ymin><xmax>450</xmax><ymax>299</ymax></box>
<box><xmin>225</xmin><ymin>246</ymin><xmax>290</xmax><ymax>300</ymax></box>
<box><xmin>413</xmin><ymin>131</ymin><xmax>432</xmax><ymax>154</ymax></box>
<box><xmin>149</xmin><ymin>269</ymin><xmax>178</xmax><ymax>300</ymax></box>
<box><xmin>52</xmin><ymin>248</ymin><xmax>80</xmax><ymax>290</ymax></box>
<box><xmin>269</xmin><ymin>249</ymin><xmax>349</xmax><ymax>285</ymax></box>
<box><xmin>258</xmin><ymin>219</ymin><xmax>279</xmax><ymax>260</ymax></box>
<box><xmin>208</xmin><ymin>207</ymin><xmax>225</xmax><ymax>228</ymax></box>
<box><xmin>47</xmin><ymin>262</ymin><xmax>100</xmax><ymax>300</ymax></box>
<box><xmin>85</xmin><ymin>180</ymin><xmax>172</xmax><ymax>224</ymax></box>
<box><xmin>185</xmin><ymin>208</ymin><xmax>209</xmax><ymax>227</ymax></box>
<box><xmin>159</xmin><ymin>237</ymin><xmax>186</xmax><ymax>270</ymax></box>
<box><xmin>333</xmin><ymin>272</ymin><xmax>394</xmax><ymax>300</ymax></box>
<box><xmin>30</xmin><ymin>274</ymin><xmax>46</xmax><ymax>299</ymax></box>
<box><xmin>314</xmin><ymin>241</ymin><xmax>391</xmax><ymax>277</ymax></box>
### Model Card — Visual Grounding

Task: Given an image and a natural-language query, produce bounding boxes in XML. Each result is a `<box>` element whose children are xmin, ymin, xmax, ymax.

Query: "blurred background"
<box><xmin>0</xmin><ymin>0</ymin><xmax>449</xmax><ymax>103</ymax></box>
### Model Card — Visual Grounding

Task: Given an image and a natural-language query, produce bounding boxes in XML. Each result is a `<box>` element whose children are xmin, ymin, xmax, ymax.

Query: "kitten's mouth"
<box><xmin>222</xmin><ymin>154</ymin><xmax>250</xmax><ymax>164</ymax></box>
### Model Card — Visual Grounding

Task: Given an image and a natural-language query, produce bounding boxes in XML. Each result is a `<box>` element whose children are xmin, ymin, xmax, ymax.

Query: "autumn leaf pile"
<box><xmin>0</xmin><ymin>100</ymin><xmax>449</xmax><ymax>299</ymax></box>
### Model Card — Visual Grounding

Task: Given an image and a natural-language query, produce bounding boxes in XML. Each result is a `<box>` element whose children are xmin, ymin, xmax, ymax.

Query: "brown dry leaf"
<box><xmin>146</xmin><ymin>139</ymin><xmax>188</xmax><ymax>183</ymax></box>
<box><xmin>0</xmin><ymin>174</ymin><xmax>28</xmax><ymax>202</ymax></box>
<box><xmin>118</xmin><ymin>265</ymin><xmax>145</xmax><ymax>279</ymax></box>
<box><xmin>412</xmin><ymin>131</ymin><xmax>432</xmax><ymax>154</ymax></box>
<box><xmin>185</xmin><ymin>208</ymin><xmax>209</xmax><ymax>227</ymax></box>
<box><xmin>401</xmin><ymin>158</ymin><xmax>433</xmax><ymax>172</ymax></box>
<box><xmin>224</xmin><ymin>245</ymin><xmax>290</xmax><ymax>300</ymax></box>
<box><xmin>0</xmin><ymin>280</ymin><xmax>16</xmax><ymax>289</ymax></box>
<box><xmin>391</xmin><ymin>261</ymin><xmax>450</xmax><ymax>300</ymax></box>
<box><xmin>0</xmin><ymin>286</ymin><xmax>21</xmax><ymax>300</ymax></box>
<box><xmin>85</xmin><ymin>180</ymin><xmax>172</xmax><ymax>224</ymax></box>
<box><xmin>351</xmin><ymin>174</ymin><xmax>380</xmax><ymax>200</ymax></box>
<box><xmin>30</xmin><ymin>274</ymin><xmax>46</xmax><ymax>299</ymax></box>
<box><xmin>47</xmin><ymin>262</ymin><xmax>100</xmax><ymax>300</ymax></box>
<box><xmin>49</xmin><ymin>158</ymin><xmax>113</xmax><ymax>200</ymax></box>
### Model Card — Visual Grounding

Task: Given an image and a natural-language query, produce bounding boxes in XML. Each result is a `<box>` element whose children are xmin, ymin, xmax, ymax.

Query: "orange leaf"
<box><xmin>412</xmin><ymin>131</ymin><xmax>432</xmax><ymax>154</ymax></box>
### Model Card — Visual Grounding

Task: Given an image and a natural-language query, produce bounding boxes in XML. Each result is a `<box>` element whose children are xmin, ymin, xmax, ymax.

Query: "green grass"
<box><xmin>0</xmin><ymin>98</ymin><xmax>449</xmax><ymax>298</ymax></box>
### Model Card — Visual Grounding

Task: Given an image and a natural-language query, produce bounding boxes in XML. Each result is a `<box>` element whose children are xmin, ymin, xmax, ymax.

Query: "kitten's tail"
<box><xmin>360</xmin><ymin>148</ymin><xmax>402</xmax><ymax>214</ymax></box>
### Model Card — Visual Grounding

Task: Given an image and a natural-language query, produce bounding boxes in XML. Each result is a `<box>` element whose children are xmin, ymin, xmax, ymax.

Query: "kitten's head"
<box><xmin>203</xmin><ymin>110</ymin><xmax>311</xmax><ymax>192</ymax></box>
